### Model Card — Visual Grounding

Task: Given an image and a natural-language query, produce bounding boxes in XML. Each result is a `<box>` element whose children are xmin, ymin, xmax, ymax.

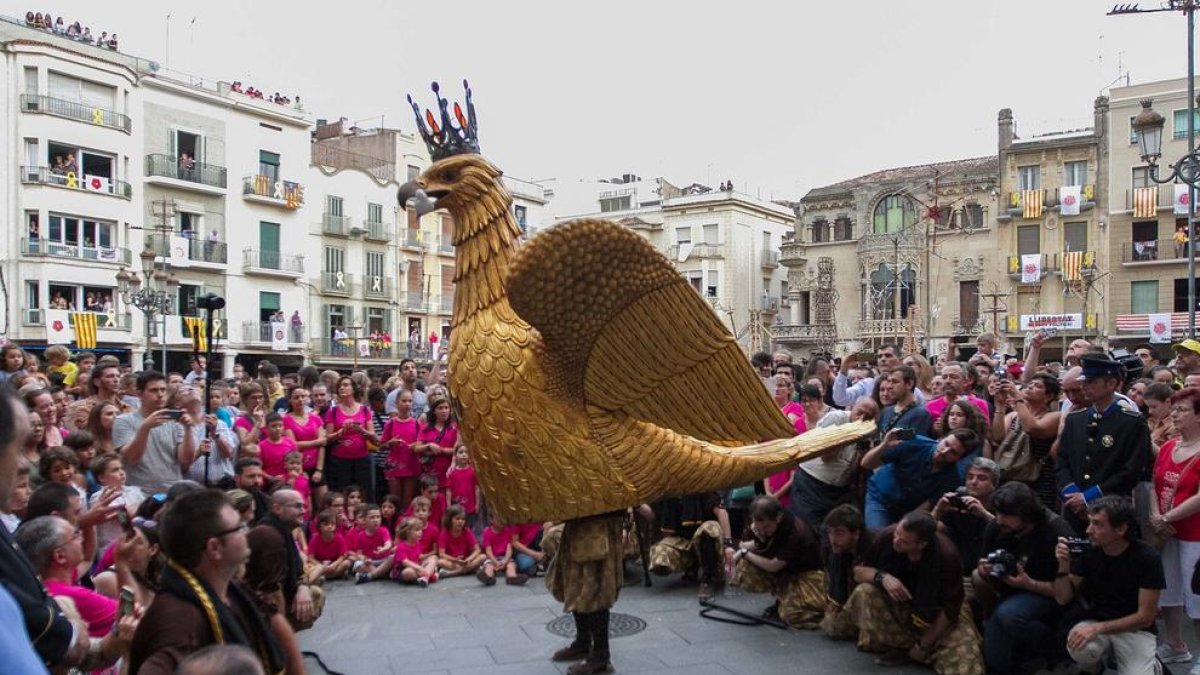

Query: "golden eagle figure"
<box><xmin>399</xmin><ymin>81</ymin><xmax>873</xmax><ymax>524</ymax></box>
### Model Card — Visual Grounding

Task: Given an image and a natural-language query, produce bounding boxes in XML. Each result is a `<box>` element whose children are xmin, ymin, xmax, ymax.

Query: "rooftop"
<box><xmin>804</xmin><ymin>155</ymin><xmax>997</xmax><ymax>201</ymax></box>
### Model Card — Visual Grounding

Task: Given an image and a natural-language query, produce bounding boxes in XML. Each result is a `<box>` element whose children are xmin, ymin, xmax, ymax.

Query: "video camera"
<box><xmin>985</xmin><ymin>549</ymin><xmax>1018</xmax><ymax>579</ymax></box>
<box><xmin>1107</xmin><ymin>347</ymin><xmax>1143</xmax><ymax>385</ymax></box>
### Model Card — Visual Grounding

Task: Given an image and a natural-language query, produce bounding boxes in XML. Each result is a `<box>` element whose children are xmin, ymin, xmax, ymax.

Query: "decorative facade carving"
<box><xmin>952</xmin><ymin>256</ymin><xmax>986</xmax><ymax>282</ymax></box>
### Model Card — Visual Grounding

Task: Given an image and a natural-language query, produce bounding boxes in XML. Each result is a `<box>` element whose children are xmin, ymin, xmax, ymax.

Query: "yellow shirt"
<box><xmin>48</xmin><ymin>361</ymin><xmax>78</xmax><ymax>386</ymax></box>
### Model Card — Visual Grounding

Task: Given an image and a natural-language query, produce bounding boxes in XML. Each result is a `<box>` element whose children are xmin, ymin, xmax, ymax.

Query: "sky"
<box><xmin>7</xmin><ymin>0</ymin><xmax>1196</xmax><ymax>200</ymax></box>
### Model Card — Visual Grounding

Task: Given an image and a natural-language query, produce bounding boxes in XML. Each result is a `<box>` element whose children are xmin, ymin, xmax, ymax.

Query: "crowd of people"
<box><xmin>23</xmin><ymin>11</ymin><xmax>117</xmax><ymax>50</ymax></box>
<box><xmin>229</xmin><ymin>82</ymin><xmax>301</xmax><ymax>108</ymax></box>
<box><xmin>0</xmin><ymin>330</ymin><xmax>1198</xmax><ymax>674</ymax></box>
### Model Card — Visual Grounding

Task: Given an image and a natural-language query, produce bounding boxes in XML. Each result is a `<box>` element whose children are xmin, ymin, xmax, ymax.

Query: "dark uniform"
<box><xmin>1054</xmin><ymin>359</ymin><xmax>1151</xmax><ymax>535</ymax></box>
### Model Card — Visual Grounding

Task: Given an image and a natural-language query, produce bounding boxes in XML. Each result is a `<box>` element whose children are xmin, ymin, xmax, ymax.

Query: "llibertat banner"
<box><xmin>1018</xmin><ymin>313</ymin><xmax>1083</xmax><ymax>331</ymax></box>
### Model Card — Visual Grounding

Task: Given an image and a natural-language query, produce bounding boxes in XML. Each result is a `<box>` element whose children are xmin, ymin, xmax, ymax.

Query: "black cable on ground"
<box><xmin>697</xmin><ymin>597</ymin><xmax>788</xmax><ymax>630</ymax></box>
<box><xmin>301</xmin><ymin>650</ymin><xmax>349</xmax><ymax>675</ymax></box>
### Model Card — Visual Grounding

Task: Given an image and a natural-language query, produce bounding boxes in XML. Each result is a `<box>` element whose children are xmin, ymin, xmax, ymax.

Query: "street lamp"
<box><xmin>117</xmin><ymin>247</ymin><xmax>179</xmax><ymax>370</ymax></box>
<box><xmin>1131</xmin><ymin>97</ymin><xmax>1199</xmax><ymax>339</ymax></box>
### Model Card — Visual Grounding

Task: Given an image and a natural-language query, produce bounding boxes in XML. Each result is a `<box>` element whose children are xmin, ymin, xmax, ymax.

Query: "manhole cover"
<box><xmin>546</xmin><ymin>612</ymin><xmax>647</xmax><ymax>638</ymax></box>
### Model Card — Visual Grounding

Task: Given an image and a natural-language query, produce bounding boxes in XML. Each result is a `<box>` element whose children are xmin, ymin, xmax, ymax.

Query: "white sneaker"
<box><xmin>1157</xmin><ymin>642</ymin><xmax>1193</xmax><ymax>664</ymax></box>
<box><xmin>1189</xmin><ymin>658</ymin><xmax>1200</xmax><ymax>675</ymax></box>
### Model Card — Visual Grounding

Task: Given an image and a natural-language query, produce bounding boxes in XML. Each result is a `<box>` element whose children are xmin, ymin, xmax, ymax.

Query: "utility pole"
<box><xmin>980</xmin><ymin>282</ymin><xmax>1009</xmax><ymax>339</ymax></box>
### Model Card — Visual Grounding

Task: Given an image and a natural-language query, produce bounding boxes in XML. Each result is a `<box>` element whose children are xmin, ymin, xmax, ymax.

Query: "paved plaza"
<box><xmin>298</xmin><ymin>569</ymin><xmax>931</xmax><ymax>675</ymax></box>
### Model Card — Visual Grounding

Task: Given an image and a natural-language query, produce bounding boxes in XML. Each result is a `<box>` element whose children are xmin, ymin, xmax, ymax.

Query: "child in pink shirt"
<box><xmin>307</xmin><ymin>509</ymin><xmax>351</xmax><ymax>580</ymax></box>
<box><xmin>257</xmin><ymin>412</ymin><xmax>298</xmax><ymax>479</ymax></box>
<box><xmin>404</xmin><ymin>475</ymin><xmax>446</xmax><ymax>526</ymax></box>
<box><xmin>352</xmin><ymin>505</ymin><xmax>395</xmax><ymax>584</ymax></box>
<box><xmin>437</xmin><ymin>505</ymin><xmax>483</xmax><ymax>577</ymax></box>
<box><xmin>410</xmin><ymin>496</ymin><xmax>440</xmax><ymax>565</ymax></box>
<box><xmin>391</xmin><ymin>517</ymin><xmax>437</xmax><ymax>586</ymax></box>
<box><xmin>478</xmin><ymin>514</ymin><xmax>526</xmax><ymax>586</ymax></box>
<box><xmin>381</xmin><ymin>389</ymin><xmax>422</xmax><ymax>508</ymax></box>
<box><xmin>282</xmin><ymin>451</ymin><xmax>311</xmax><ymax>521</ymax></box>
<box><xmin>446</xmin><ymin>445</ymin><xmax>480</xmax><ymax>529</ymax></box>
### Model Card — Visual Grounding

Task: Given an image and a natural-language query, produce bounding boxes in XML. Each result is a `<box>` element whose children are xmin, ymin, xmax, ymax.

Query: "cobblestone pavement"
<box><xmin>298</xmin><ymin>569</ymin><xmax>932</xmax><ymax>675</ymax></box>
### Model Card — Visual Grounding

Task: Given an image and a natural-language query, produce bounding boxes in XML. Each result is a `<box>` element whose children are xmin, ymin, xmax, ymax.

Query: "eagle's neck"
<box><xmin>448</xmin><ymin>182</ymin><xmax>524</xmax><ymax>325</ymax></box>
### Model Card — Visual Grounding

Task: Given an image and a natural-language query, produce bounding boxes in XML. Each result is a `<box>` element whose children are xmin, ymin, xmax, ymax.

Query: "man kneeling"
<box><xmin>731</xmin><ymin>495</ymin><xmax>824</xmax><ymax>628</ymax></box>
<box><xmin>847</xmin><ymin>510</ymin><xmax>982</xmax><ymax>675</ymax></box>
<box><xmin>648</xmin><ymin>492</ymin><xmax>735</xmax><ymax>601</ymax></box>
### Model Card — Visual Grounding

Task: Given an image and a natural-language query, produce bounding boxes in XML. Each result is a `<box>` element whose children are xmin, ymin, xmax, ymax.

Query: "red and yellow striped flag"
<box><xmin>1022</xmin><ymin>189</ymin><xmax>1045</xmax><ymax>219</ymax></box>
<box><xmin>1062</xmin><ymin>251</ymin><xmax>1083</xmax><ymax>282</ymax></box>
<box><xmin>1134</xmin><ymin>186</ymin><xmax>1158</xmax><ymax>218</ymax></box>
<box><xmin>70</xmin><ymin>312</ymin><xmax>97</xmax><ymax>349</ymax></box>
<box><xmin>184</xmin><ymin>316</ymin><xmax>207</xmax><ymax>352</ymax></box>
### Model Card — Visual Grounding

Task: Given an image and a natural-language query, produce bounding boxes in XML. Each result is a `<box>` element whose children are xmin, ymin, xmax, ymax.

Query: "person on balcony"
<box><xmin>178</xmin><ymin>153</ymin><xmax>195</xmax><ymax>180</ymax></box>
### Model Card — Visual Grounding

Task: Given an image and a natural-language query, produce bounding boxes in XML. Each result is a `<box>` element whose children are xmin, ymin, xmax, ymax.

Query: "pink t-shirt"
<box><xmin>418</xmin><ymin>423</ymin><xmax>459</xmax><ymax>486</ymax></box>
<box><xmin>353</xmin><ymin>526</ymin><xmax>392</xmax><ymax>559</ymax></box>
<box><xmin>258</xmin><ymin>436</ymin><xmax>297</xmax><ymax>478</ymax></box>
<box><xmin>382</xmin><ymin>417</ymin><xmax>422</xmax><ymax>479</ymax></box>
<box><xmin>447</xmin><ymin>466</ymin><xmax>478</xmax><ymax>514</ymax></box>
<box><xmin>307</xmin><ymin>532</ymin><xmax>347</xmax><ymax>563</ymax></box>
<box><xmin>782</xmin><ymin>401</ymin><xmax>807</xmax><ymax>435</ymax></box>
<box><xmin>767</xmin><ymin>468</ymin><xmax>793</xmax><ymax>507</ymax></box>
<box><xmin>482</xmin><ymin>526</ymin><xmax>512</xmax><ymax>557</ymax></box>
<box><xmin>234</xmin><ymin>415</ymin><xmax>255</xmax><ymax>434</ymax></box>
<box><xmin>324</xmin><ymin>404</ymin><xmax>372</xmax><ymax>460</ymax></box>
<box><xmin>404</xmin><ymin>493</ymin><xmax>447</xmax><ymax>526</ymax></box>
<box><xmin>419</xmin><ymin>522</ymin><xmax>441</xmax><ymax>555</ymax></box>
<box><xmin>513</xmin><ymin>522</ymin><xmax>541</xmax><ymax>548</ymax></box>
<box><xmin>439</xmin><ymin>527</ymin><xmax>478</xmax><ymax>558</ymax></box>
<box><xmin>282</xmin><ymin>412</ymin><xmax>323</xmax><ymax>469</ymax></box>
<box><xmin>1155</xmin><ymin>439</ymin><xmax>1200</xmax><ymax>541</ymax></box>
<box><xmin>44</xmin><ymin>580</ymin><xmax>116</xmax><ymax>637</ymax></box>
<box><xmin>393</xmin><ymin>540</ymin><xmax>423</xmax><ymax>566</ymax></box>
<box><xmin>926</xmin><ymin>395</ymin><xmax>991</xmax><ymax>422</ymax></box>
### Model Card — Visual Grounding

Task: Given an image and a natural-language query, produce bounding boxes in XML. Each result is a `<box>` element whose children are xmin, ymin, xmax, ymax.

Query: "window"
<box><xmin>867</xmin><ymin>263</ymin><xmax>895</xmax><ymax>319</ymax></box>
<box><xmin>258</xmin><ymin>150</ymin><xmax>279</xmax><ymax>184</ymax></box>
<box><xmin>326</xmin><ymin>195</ymin><xmax>343</xmax><ymax>217</ymax></box>
<box><xmin>324</xmin><ymin>246</ymin><xmax>345</xmax><ymax>273</ymax></box>
<box><xmin>1017</xmin><ymin>225</ymin><xmax>1040</xmax><ymax>256</ymax></box>
<box><xmin>1130</xmin><ymin>116</ymin><xmax>1139</xmax><ymax>144</ymax></box>
<box><xmin>178</xmin><ymin>211</ymin><xmax>200</xmax><ymax>236</ymax></box>
<box><xmin>685</xmin><ymin>271</ymin><xmax>703</xmax><ymax>295</ymax></box>
<box><xmin>513</xmin><ymin>205</ymin><xmax>527</xmax><ymax>231</ymax></box>
<box><xmin>899</xmin><ymin>265</ymin><xmax>917</xmax><ymax>318</ymax></box>
<box><xmin>703</xmin><ymin>224</ymin><xmax>719</xmax><ymax>245</ymax></box>
<box><xmin>174</xmin><ymin>130</ymin><xmax>204</xmax><ymax>165</ymax></box>
<box><xmin>46</xmin><ymin>213</ymin><xmax>115</xmax><ymax>254</ymax></box>
<box><xmin>599</xmin><ymin>195</ymin><xmax>631</xmax><ymax>212</ymax></box>
<box><xmin>1018</xmin><ymin>165</ymin><xmax>1040</xmax><ymax>191</ymax></box>
<box><xmin>1174</xmin><ymin>109</ymin><xmax>1200</xmax><ymax>140</ymax></box>
<box><xmin>834</xmin><ymin>216</ymin><xmax>853</xmax><ymax>240</ymax></box>
<box><xmin>46</xmin><ymin>141</ymin><xmax>115</xmax><ymax>181</ymax></box>
<box><xmin>959</xmin><ymin>281</ymin><xmax>980</xmax><ymax>329</ymax></box>
<box><xmin>367</xmin><ymin>307</ymin><xmax>388</xmax><ymax>334</ymax></box>
<box><xmin>24</xmin><ymin>67</ymin><xmax>36</xmax><ymax>97</ymax></box>
<box><xmin>1132</xmin><ymin>221</ymin><xmax>1159</xmax><ymax>261</ymax></box>
<box><xmin>962</xmin><ymin>203</ymin><xmax>984</xmax><ymax>230</ymax></box>
<box><xmin>47</xmin><ymin>283</ymin><xmax>113</xmax><ymax>312</ymax></box>
<box><xmin>811</xmin><ymin>218</ymin><xmax>828</xmax><ymax>243</ymax></box>
<box><xmin>706</xmin><ymin>270</ymin><xmax>720</xmax><ymax>298</ymax></box>
<box><xmin>326</xmin><ymin>304</ymin><xmax>347</xmax><ymax>336</ymax></box>
<box><xmin>675</xmin><ymin>226</ymin><xmax>692</xmax><ymax>245</ymax></box>
<box><xmin>258</xmin><ymin>291</ymin><xmax>280</xmax><ymax>322</ymax></box>
<box><xmin>258</xmin><ymin>222</ymin><xmax>280</xmax><ymax>269</ymax></box>
<box><xmin>367</xmin><ymin>202</ymin><xmax>383</xmax><ymax>224</ymax></box>
<box><xmin>1132</xmin><ymin>167</ymin><xmax>1151</xmax><ymax>189</ymax></box>
<box><xmin>1064</xmin><ymin>222</ymin><xmax>1088</xmax><ymax>252</ymax></box>
<box><xmin>1175</xmin><ymin>278</ymin><xmax>1200</xmax><ymax>312</ymax></box>
<box><xmin>1064</xmin><ymin>161</ymin><xmax>1088</xmax><ymax>187</ymax></box>
<box><xmin>872</xmin><ymin>195</ymin><xmax>915</xmax><ymax>234</ymax></box>
<box><xmin>47</xmin><ymin>71</ymin><xmax>114</xmax><ymax>108</ymax></box>
<box><xmin>406</xmin><ymin>165</ymin><xmax>421</xmax><ymax>181</ymax></box>
<box><xmin>366</xmin><ymin>251</ymin><xmax>385</xmax><ymax>278</ymax></box>
<box><xmin>1131</xmin><ymin>281</ymin><xmax>1159</xmax><ymax>314</ymax></box>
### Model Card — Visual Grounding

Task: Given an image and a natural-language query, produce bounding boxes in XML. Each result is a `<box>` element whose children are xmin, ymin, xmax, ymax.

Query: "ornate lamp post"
<box><xmin>117</xmin><ymin>248</ymin><xmax>179</xmax><ymax>369</ymax></box>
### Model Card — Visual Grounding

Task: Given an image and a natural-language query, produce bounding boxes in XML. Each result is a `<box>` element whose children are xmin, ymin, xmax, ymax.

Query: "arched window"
<box><xmin>867</xmin><ymin>263</ymin><xmax>895</xmax><ymax>320</ymax></box>
<box><xmin>872</xmin><ymin>195</ymin><xmax>916</xmax><ymax>234</ymax></box>
<box><xmin>899</xmin><ymin>264</ymin><xmax>917</xmax><ymax>318</ymax></box>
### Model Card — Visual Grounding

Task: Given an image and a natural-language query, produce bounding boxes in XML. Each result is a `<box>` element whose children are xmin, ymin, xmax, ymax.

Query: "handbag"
<box><xmin>994</xmin><ymin>416</ymin><xmax>1038</xmax><ymax>483</ymax></box>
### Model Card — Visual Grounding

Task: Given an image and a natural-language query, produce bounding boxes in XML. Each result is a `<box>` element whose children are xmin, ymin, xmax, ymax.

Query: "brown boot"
<box><xmin>551</xmin><ymin>643</ymin><xmax>590</xmax><ymax>662</ymax></box>
<box><xmin>566</xmin><ymin>659</ymin><xmax>614</xmax><ymax>674</ymax></box>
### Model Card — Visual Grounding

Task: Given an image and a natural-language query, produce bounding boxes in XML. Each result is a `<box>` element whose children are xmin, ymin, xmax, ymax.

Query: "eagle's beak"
<box><xmin>397</xmin><ymin>181</ymin><xmax>438</xmax><ymax>217</ymax></box>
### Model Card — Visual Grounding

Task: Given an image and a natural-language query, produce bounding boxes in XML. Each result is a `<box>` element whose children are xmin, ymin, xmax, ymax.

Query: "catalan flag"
<box><xmin>1133</xmin><ymin>186</ymin><xmax>1158</xmax><ymax>218</ymax></box>
<box><xmin>1022</xmin><ymin>189</ymin><xmax>1045</xmax><ymax>219</ymax></box>
<box><xmin>1062</xmin><ymin>250</ymin><xmax>1084</xmax><ymax>283</ymax></box>
<box><xmin>184</xmin><ymin>316</ymin><xmax>207</xmax><ymax>352</ymax></box>
<box><xmin>70</xmin><ymin>312</ymin><xmax>97</xmax><ymax>349</ymax></box>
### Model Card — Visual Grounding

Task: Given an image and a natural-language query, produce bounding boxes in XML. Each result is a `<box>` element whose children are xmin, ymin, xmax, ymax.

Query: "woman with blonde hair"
<box><xmin>902</xmin><ymin>353</ymin><xmax>934</xmax><ymax>401</ymax></box>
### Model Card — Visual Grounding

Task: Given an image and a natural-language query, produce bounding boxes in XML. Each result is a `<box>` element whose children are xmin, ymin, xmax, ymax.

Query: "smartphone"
<box><xmin>116</xmin><ymin>508</ymin><xmax>134</xmax><ymax>537</ymax></box>
<box><xmin>118</xmin><ymin>587</ymin><xmax>135</xmax><ymax>620</ymax></box>
<box><xmin>163</xmin><ymin>409</ymin><xmax>183</xmax><ymax>421</ymax></box>
<box><xmin>895</xmin><ymin>428</ymin><xmax>916</xmax><ymax>441</ymax></box>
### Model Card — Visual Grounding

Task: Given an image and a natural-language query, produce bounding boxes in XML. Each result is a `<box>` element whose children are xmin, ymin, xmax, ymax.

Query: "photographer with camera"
<box><xmin>862</xmin><ymin>428</ymin><xmax>982</xmax><ymax>530</ymax></box>
<box><xmin>1053</xmin><ymin>496</ymin><xmax>1164</xmax><ymax>675</ymax></box>
<box><xmin>973</xmin><ymin>482</ymin><xmax>1076</xmax><ymax>674</ymax></box>
<box><xmin>112</xmin><ymin>370</ymin><xmax>197</xmax><ymax>494</ymax></box>
<box><xmin>933</xmin><ymin>458</ymin><xmax>998</xmax><ymax>581</ymax></box>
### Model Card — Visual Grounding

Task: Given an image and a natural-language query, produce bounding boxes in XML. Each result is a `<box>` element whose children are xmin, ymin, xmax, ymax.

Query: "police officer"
<box><xmin>1054</xmin><ymin>356</ymin><xmax>1152</xmax><ymax>534</ymax></box>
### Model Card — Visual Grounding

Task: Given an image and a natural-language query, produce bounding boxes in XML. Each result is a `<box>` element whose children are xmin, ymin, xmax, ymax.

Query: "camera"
<box><xmin>986</xmin><ymin>549</ymin><xmax>1018</xmax><ymax>579</ymax></box>
<box><xmin>946</xmin><ymin>486</ymin><xmax>970</xmax><ymax>510</ymax></box>
<box><xmin>895</xmin><ymin>427</ymin><xmax>916</xmax><ymax>441</ymax></box>
<box><xmin>195</xmin><ymin>293</ymin><xmax>226</xmax><ymax>311</ymax></box>
<box><xmin>1106</xmin><ymin>347</ymin><xmax>1141</xmax><ymax>384</ymax></box>
<box><xmin>1065</xmin><ymin>537</ymin><xmax>1091</xmax><ymax>560</ymax></box>
<box><xmin>163</xmin><ymin>409</ymin><xmax>184</xmax><ymax>421</ymax></box>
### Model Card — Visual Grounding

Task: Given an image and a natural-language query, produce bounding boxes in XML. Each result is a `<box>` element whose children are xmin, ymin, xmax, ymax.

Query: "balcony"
<box><xmin>1007</xmin><ymin>254</ymin><xmax>1051</xmax><ymax>284</ymax></box>
<box><xmin>401</xmin><ymin>229</ymin><xmax>425</xmax><ymax>250</ymax></box>
<box><xmin>145</xmin><ymin>154</ymin><xmax>227</xmax><ymax>192</ymax></box>
<box><xmin>759</xmin><ymin>296</ymin><xmax>780</xmax><ymax>312</ymax></box>
<box><xmin>145</xmin><ymin>234</ymin><xmax>227</xmax><ymax>268</ymax></box>
<box><xmin>312</xmin><ymin>338</ymin><xmax>395</xmax><ymax>360</ymax></box>
<box><xmin>23</xmin><ymin>309</ymin><xmax>131</xmax><ymax>330</ymax></box>
<box><xmin>322</xmin><ymin>213</ymin><xmax>352</xmax><ymax>236</ymax></box>
<box><xmin>242</xmin><ymin>249</ymin><xmax>304</xmax><ymax>278</ymax></box>
<box><xmin>363</xmin><ymin>275</ymin><xmax>392</xmax><ymax>299</ymax></box>
<box><xmin>321</xmin><ymin>271</ymin><xmax>355</xmax><ymax>294</ymax></box>
<box><xmin>148</xmin><ymin>315</ymin><xmax>228</xmax><ymax>341</ymax></box>
<box><xmin>773</xmin><ymin>323</ymin><xmax>827</xmax><ymax>344</ymax></box>
<box><xmin>779</xmin><ymin>241</ymin><xmax>808</xmax><ymax>267</ymax></box>
<box><xmin>1121</xmin><ymin>240</ymin><xmax>1197</xmax><ymax>265</ymax></box>
<box><xmin>1005</xmin><ymin>189</ymin><xmax>1050</xmax><ymax>218</ymax></box>
<box><xmin>761</xmin><ymin>250</ymin><xmax>780</xmax><ymax>268</ymax></box>
<box><xmin>19</xmin><ymin>94</ymin><xmax>131</xmax><ymax>133</ymax></box>
<box><xmin>667</xmin><ymin>243</ymin><xmax>725</xmax><ymax>261</ymax></box>
<box><xmin>1055</xmin><ymin>250</ymin><xmax>1097</xmax><ymax>280</ymax></box>
<box><xmin>21</xmin><ymin>237</ymin><xmax>131</xmax><ymax>265</ymax></box>
<box><xmin>21</xmin><ymin>166</ymin><xmax>131</xmax><ymax>199</ymax></box>
<box><xmin>399</xmin><ymin>292</ymin><xmax>426</xmax><ymax>312</ymax></box>
<box><xmin>860</xmin><ymin>318</ymin><xmax>924</xmax><ymax>339</ymax></box>
<box><xmin>952</xmin><ymin>316</ymin><xmax>987</xmax><ymax>337</ymax></box>
<box><xmin>242</xmin><ymin>175</ymin><xmax>304</xmax><ymax>209</ymax></box>
<box><xmin>1124</xmin><ymin>185</ymin><xmax>1174</xmax><ymax>214</ymax></box>
<box><xmin>1115</xmin><ymin>312</ymin><xmax>1190</xmax><ymax>337</ymax></box>
<box><xmin>1002</xmin><ymin>185</ymin><xmax>1095</xmax><ymax>220</ymax></box>
<box><xmin>241</xmin><ymin>321</ymin><xmax>306</xmax><ymax>345</ymax></box>
<box><xmin>365</xmin><ymin>220</ymin><xmax>389</xmax><ymax>242</ymax></box>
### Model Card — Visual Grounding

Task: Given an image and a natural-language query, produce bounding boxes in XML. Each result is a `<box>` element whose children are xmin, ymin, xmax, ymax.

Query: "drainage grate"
<box><xmin>546</xmin><ymin>612</ymin><xmax>647</xmax><ymax>639</ymax></box>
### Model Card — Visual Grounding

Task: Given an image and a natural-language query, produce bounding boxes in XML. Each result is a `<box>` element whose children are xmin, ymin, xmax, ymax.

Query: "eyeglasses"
<box><xmin>211</xmin><ymin>522</ymin><xmax>249</xmax><ymax>540</ymax></box>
